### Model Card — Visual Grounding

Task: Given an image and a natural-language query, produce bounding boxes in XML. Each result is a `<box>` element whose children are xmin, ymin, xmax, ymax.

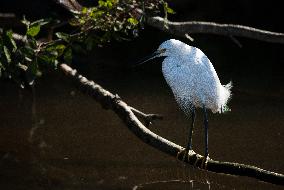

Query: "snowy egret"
<box><xmin>138</xmin><ymin>39</ymin><xmax>232</xmax><ymax>159</ymax></box>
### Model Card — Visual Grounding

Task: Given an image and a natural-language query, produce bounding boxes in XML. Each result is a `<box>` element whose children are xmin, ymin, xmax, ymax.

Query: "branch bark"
<box><xmin>54</xmin><ymin>0</ymin><xmax>284</xmax><ymax>44</ymax></box>
<box><xmin>129</xmin><ymin>106</ymin><xmax>163</xmax><ymax>127</ymax></box>
<box><xmin>146</xmin><ymin>16</ymin><xmax>284</xmax><ymax>44</ymax></box>
<box><xmin>59</xmin><ymin>63</ymin><xmax>284</xmax><ymax>186</ymax></box>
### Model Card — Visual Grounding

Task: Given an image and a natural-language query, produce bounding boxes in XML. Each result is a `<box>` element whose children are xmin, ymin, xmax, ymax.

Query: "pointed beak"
<box><xmin>134</xmin><ymin>48</ymin><xmax>166</xmax><ymax>67</ymax></box>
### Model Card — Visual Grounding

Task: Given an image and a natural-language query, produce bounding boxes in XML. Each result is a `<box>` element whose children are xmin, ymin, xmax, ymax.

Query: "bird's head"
<box><xmin>135</xmin><ymin>39</ymin><xmax>184</xmax><ymax>66</ymax></box>
<box><xmin>157</xmin><ymin>39</ymin><xmax>185</xmax><ymax>56</ymax></box>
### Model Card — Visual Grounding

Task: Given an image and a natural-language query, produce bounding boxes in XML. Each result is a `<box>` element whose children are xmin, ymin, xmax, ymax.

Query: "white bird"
<box><xmin>138</xmin><ymin>39</ymin><xmax>232</xmax><ymax>159</ymax></box>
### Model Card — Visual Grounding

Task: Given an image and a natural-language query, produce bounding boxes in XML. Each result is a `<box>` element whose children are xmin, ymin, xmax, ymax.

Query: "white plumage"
<box><xmin>138</xmin><ymin>39</ymin><xmax>232</xmax><ymax>158</ymax></box>
<box><xmin>159</xmin><ymin>39</ymin><xmax>232</xmax><ymax>114</ymax></box>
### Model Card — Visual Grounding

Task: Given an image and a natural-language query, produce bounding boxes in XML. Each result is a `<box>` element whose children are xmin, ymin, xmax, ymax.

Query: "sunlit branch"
<box><xmin>59</xmin><ymin>63</ymin><xmax>284</xmax><ymax>186</ymax></box>
<box><xmin>146</xmin><ymin>16</ymin><xmax>284</xmax><ymax>44</ymax></box>
<box><xmin>2</xmin><ymin>0</ymin><xmax>284</xmax><ymax>185</ymax></box>
<box><xmin>54</xmin><ymin>0</ymin><xmax>284</xmax><ymax>44</ymax></box>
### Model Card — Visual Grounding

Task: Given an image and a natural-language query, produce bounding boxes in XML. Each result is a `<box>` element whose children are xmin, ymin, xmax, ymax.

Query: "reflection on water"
<box><xmin>132</xmin><ymin>179</ymin><xmax>212</xmax><ymax>190</ymax></box>
<box><xmin>0</xmin><ymin>41</ymin><xmax>284</xmax><ymax>189</ymax></box>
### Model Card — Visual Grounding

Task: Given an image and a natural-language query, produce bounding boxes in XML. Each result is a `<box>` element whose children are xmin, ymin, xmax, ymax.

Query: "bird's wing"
<box><xmin>162</xmin><ymin>51</ymin><xmax>220</xmax><ymax>111</ymax></box>
<box><xmin>162</xmin><ymin>56</ymin><xmax>196</xmax><ymax>115</ymax></box>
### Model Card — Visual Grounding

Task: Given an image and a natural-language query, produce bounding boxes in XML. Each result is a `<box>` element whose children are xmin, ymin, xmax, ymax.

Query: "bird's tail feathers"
<box><xmin>224</xmin><ymin>81</ymin><xmax>233</xmax><ymax>91</ymax></box>
<box><xmin>219</xmin><ymin>81</ymin><xmax>233</xmax><ymax>113</ymax></box>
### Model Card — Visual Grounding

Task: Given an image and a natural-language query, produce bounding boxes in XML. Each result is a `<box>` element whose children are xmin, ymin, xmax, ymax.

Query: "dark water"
<box><xmin>0</xmin><ymin>38</ymin><xmax>284</xmax><ymax>190</ymax></box>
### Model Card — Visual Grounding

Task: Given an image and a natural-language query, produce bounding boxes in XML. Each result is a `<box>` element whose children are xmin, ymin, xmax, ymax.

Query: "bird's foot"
<box><xmin>193</xmin><ymin>154</ymin><xmax>210</xmax><ymax>169</ymax></box>
<box><xmin>176</xmin><ymin>148</ymin><xmax>192</xmax><ymax>162</ymax></box>
<box><xmin>176</xmin><ymin>149</ymin><xmax>210</xmax><ymax>169</ymax></box>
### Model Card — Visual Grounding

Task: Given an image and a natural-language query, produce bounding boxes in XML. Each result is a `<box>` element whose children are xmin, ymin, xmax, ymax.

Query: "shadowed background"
<box><xmin>0</xmin><ymin>0</ymin><xmax>283</xmax><ymax>189</ymax></box>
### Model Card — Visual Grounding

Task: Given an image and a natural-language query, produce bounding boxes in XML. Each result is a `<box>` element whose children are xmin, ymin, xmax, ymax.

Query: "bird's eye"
<box><xmin>159</xmin><ymin>48</ymin><xmax>166</xmax><ymax>53</ymax></box>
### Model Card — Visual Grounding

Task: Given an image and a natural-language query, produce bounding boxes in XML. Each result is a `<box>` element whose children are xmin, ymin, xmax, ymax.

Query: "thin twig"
<box><xmin>129</xmin><ymin>106</ymin><xmax>163</xmax><ymax>127</ymax></box>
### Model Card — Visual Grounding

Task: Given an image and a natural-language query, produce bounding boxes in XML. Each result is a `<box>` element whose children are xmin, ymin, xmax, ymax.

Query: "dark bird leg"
<box><xmin>177</xmin><ymin>106</ymin><xmax>196</xmax><ymax>161</ymax></box>
<box><xmin>185</xmin><ymin>106</ymin><xmax>195</xmax><ymax>154</ymax></box>
<box><xmin>203</xmin><ymin>105</ymin><xmax>209</xmax><ymax>158</ymax></box>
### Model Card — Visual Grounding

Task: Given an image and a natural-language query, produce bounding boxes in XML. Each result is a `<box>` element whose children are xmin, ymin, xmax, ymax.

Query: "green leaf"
<box><xmin>26</xmin><ymin>59</ymin><xmax>42</xmax><ymax>82</ymax></box>
<box><xmin>20</xmin><ymin>46</ymin><xmax>34</xmax><ymax>58</ymax></box>
<box><xmin>127</xmin><ymin>17</ymin><xmax>139</xmax><ymax>25</ymax></box>
<box><xmin>93</xmin><ymin>10</ymin><xmax>104</xmax><ymax>18</ymax></box>
<box><xmin>26</xmin><ymin>60</ymin><xmax>41</xmax><ymax>85</ymax></box>
<box><xmin>98</xmin><ymin>0</ymin><xmax>106</xmax><ymax>7</ymax></box>
<box><xmin>63</xmin><ymin>47</ymin><xmax>72</xmax><ymax>64</ymax></box>
<box><xmin>38</xmin><ymin>54</ymin><xmax>52</xmax><ymax>64</ymax></box>
<box><xmin>3</xmin><ymin>45</ymin><xmax>11</xmax><ymax>63</ymax></box>
<box><xmin>6</xmin><ymin>30</ymin><xmax>17</xmax><ymax>52</ymax></box>
<box><xmin>105</xmin><ymin>0</ymin><xmax>113</xmax><ymax>8</ymax></box>
<box><xmin>56</xmin><ymin>32</ymin><xmax>70</xmax><ymax>42</ymax></box>
<box><xmin>163</xmin><ymin>2</ymin><xmax>175</xmax><ymax>15</ymax></box>
<box><xmin>46</xmin><ymin>44</ymin><xmax>66</xmax><ymax>56</ymax></box>
<box><xmin>166</xmin><ymin>7</ymin><xmax>175</xmax><ymax>14</ymax></box>
<box><xmin>38</xmin><ymin>54</ymin><xmax>56</xmax><ymax>66</ymax></box>
<box><xmin>82</xmin><ymin>7</ymin><xmax>88</xmax><ymax>14</ymax></box>
<box><xmin>27</xmin><ymin>24</ymin><xmax>41</xmax><ymax>37</ymax></box>
<box><xmin>55</xmin><ymin>44</ymin><xmax>66</xmax><ymax>56</ymax></box>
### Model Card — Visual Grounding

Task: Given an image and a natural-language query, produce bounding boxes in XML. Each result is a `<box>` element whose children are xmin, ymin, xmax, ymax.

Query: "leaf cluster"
<box><xmin>0</xmin><ymin>19</ymin><xmax>71</xmax><ymax>87</ymax></box>
<box><xmin>0</xmin><ymin>0</ymin><xmax>175</xmax><ymax>87</ymax></box>
<box><xmin>69</xmin><ymin>0</ymin><xmax>169</xmax><ymax>45</ymax></box>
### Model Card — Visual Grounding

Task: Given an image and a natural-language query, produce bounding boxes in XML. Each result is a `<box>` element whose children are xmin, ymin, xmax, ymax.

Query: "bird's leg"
<box><xmin>184</xmin><ymin>107</ymin><xmax>195</xmax><ymax>160</ymax></box>
<box><xmin>177</xmin><ymin>107</ymin><xmax>195</xmax><ymax>161</ymax></box>
<box><xmin>190</xmin><ymin>105</ymin><xmax>210</xmax><ymax>169</ymax></box>
<box><xmin>203</xmin><ymin>105</ymin><xmax>209</xmax><ymax>158</ymax></box>
<box><xmin>188</xmin><ymin>107</ymin><xmax>196</xmax><ymax>150</ymax></box>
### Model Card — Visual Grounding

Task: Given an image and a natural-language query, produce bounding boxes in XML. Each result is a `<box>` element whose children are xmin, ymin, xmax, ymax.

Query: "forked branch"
<box><xmin>129</xmin><ymin>106</ymin><xmax>163</xmax><ymax>127</ymax></box>
<box><xmin>59</xmin><ymin>63</ymin><xmax>284</xmax><ymax>186</ymax></box>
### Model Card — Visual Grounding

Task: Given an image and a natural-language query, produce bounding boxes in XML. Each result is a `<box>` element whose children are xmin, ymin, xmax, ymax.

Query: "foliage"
<box><xmin>0</xmin><ymin>0</ymin><xmax>175</xmax><ymax>87</ymax></box>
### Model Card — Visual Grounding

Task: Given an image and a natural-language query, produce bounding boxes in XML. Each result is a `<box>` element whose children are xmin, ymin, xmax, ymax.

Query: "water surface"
<box><xmin>0</xmin><ymin>38</ymin><xmax>283</xmax><ymax>189</ymax></box>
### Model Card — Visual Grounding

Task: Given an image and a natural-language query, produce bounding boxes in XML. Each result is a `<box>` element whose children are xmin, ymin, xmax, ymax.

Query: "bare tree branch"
<box><xmin>53</xmin><ymin>0</ymin><xmax>82</xmax><ymax>14</ymax></box>
<box><xmin>59</xmin><ymin>63</ymin><xmax>284</xmax><ymax>186</ymax></box>
<box><xmin>146</xmin><ymin>16</ymin><xmax>284</xmax><ymax>44</ymax></box>
<box><xmin>54</xmin><ymin>0</ymin><xmax>284</xmax><ymax>44</ymax></box>
<box><xmin>2</xmin><ymin>0</ymin><xmax>284</xmax><ymax>185</ymax></box>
